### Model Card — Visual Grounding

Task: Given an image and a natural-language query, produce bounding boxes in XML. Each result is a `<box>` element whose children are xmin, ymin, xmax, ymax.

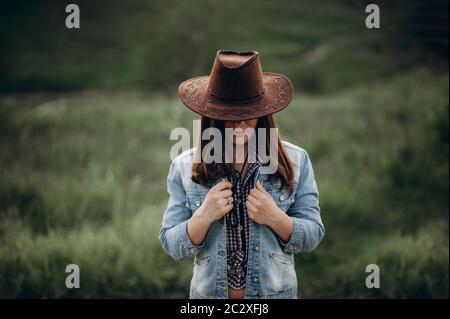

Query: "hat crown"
<box><xmin>207</xmin><ymin>50</ymin><xmax>265</xmax><ymax>103</ymax></box>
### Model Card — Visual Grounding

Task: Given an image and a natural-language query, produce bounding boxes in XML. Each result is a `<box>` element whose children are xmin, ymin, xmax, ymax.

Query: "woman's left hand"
<box><xmin>245</xmin><ymin>180</ymin><xmax>284</xmax><ymax>227</ymax></box>
<box><xmin>246</xmin><ymin>180</ymin><xmax>294</xmax><ymax>242</ymax></box>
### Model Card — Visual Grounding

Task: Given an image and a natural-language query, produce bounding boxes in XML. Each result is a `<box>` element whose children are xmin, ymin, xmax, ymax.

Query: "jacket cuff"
<box><xmin>179</xmin><ymin>220</ymin><xmax>205</xmax><ymax>256</ymax></box>
<box><xmin>277</xmin><ymin>217</ymin><xmax>304</xmax><ymax>253</ymax></box>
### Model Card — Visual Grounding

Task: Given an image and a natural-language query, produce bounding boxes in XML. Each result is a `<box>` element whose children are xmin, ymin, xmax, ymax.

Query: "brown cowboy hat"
<box><xmin>178</xmin><ymin>50</ymin><xmax>294</xmax><ymax>121</ymax></box>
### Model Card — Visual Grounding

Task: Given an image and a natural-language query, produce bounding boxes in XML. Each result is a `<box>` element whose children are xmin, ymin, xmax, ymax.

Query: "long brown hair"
<box><xmin>192</xmin><ymin>114</ymin><xmax>294</xmax><ymax>193</ymax></box>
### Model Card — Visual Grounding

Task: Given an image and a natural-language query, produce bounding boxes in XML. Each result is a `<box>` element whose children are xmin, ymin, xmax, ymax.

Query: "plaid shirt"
<box><xmin>225</xmin><ymin>160</ymin><xmax>261</xmax><ymax>290</ymax></box>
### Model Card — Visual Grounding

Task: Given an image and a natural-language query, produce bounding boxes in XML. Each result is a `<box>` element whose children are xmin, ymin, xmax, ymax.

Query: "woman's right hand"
<box><xmin>187</xmin><ymin>180</ymin><xmax>233</xmax><ymax>245</ymax></box>
<box><xmin>194</xmin><ymin>179</ymin><xmax>234</xmax><ymax>224</ymax></box>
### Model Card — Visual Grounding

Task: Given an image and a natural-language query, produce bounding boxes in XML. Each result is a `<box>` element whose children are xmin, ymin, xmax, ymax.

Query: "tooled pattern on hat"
<box><xmin>186</xmin><ymin>78</ymin><xmax>208</xmax><ymax>112</ymax></box>
<box><xmin>185</xmin><ymin>76</ymin><xmax>287</xmax><ymax>119</ymax></box>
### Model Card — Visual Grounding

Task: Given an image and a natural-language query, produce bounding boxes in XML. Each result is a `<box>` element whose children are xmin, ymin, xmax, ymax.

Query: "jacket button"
<box><xmin>195</xmin><ymin>200</ymin><xmax>201</xmax><ymax>207</ymax></box>
<box><xmin>279</xmin><ymin>194</ymin><xmax>285</xmax><ymax>201</ymax></box>
<box><xmin>253</xmin><ymin>277</ymin><xmax>258</xmax><ymax>283</ymax></box>
<box><xmin>255</xmin><ymin>246</ymin><xmax>259</xmax><ymax>252</ymax></box>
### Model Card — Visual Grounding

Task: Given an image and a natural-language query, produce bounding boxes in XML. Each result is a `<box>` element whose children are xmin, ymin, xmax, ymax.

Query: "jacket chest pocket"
<box><xmin>262</xmin><ymin>181</ymin><xmax>295</xmax><ymax>212</ymax></box>
<box><xmin>186</xmin><ymin>192</ymin><xmax>207</xmax><ymax>213</ymax></box>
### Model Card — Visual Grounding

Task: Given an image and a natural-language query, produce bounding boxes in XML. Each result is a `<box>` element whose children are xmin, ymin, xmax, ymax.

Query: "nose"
<box><xmin>231</xmin><ymin>121</ymin><xmax>245</xmax><ymax>127</ymax></box>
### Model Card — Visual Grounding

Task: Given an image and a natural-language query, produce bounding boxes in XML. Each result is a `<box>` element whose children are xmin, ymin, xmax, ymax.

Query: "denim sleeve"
<box><xmin>159</xmin><ymin>159</ymin><xmax>205</xmax><ymax>260</ymax></box>
<box><xmin>278</xmin><ymin>150</ymin><xmax>325</xmax><ymax>253</ymax></box>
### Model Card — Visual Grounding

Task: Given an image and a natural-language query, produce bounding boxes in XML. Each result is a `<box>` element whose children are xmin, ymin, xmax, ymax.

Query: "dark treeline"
<box><xmin>0</xmin><ymin>0</ymin><xmax>447</xmax><ymax>93</ymax></box>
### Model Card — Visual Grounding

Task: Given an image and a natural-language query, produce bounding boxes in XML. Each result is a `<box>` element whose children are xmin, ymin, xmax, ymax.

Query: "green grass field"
<box><xmin>1</xmin><ymin>68</ymin><xmax>448</xmax><ymax>298</ymax></box>
<box><xmin>0</xmin><ymin>0</ymin><xmax>448</xmax><ymax>298</ymax></box>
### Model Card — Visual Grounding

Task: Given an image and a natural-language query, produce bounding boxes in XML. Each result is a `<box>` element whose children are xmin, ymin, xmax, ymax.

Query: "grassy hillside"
<box><xmin>1</xmin><ymin>0</ymin><xmax>432</xmax><ymax>94</ymax></box>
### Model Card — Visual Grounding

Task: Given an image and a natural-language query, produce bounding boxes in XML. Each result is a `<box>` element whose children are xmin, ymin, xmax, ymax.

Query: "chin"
<box><xmin>233</xmin><ymin>137</ymin><xmax>247</xmax><ymax>145</ymax></box>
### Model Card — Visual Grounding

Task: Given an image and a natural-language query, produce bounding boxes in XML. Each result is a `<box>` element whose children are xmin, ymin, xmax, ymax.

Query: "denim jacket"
<box><xmin>159</xmin><ymin>141</ymin><xmax>325</xmax><ymax>299</ymax></box>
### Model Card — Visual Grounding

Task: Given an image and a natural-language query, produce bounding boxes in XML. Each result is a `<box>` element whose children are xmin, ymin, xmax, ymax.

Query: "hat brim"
<box><xmin>178</xmin><ymin>72</ymin><xmax>294</xmax><ymax>121</ymax></box>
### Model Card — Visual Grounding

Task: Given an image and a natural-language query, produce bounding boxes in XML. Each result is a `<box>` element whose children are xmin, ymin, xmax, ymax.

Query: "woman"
<box><xmin>159</xmin><ymin>50</ymin><xmax>324</xmax><ymax>299</ymax></box>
